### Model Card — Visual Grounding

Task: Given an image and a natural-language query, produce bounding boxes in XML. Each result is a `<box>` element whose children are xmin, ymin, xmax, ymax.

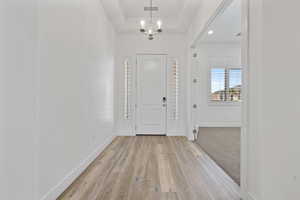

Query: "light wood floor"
<box><xmin>58</xmin><ymin>136</ymin><xmax>241</xmax><ymax>200</ymax></box>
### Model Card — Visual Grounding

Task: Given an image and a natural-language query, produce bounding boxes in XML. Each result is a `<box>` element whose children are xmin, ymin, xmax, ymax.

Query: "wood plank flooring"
<box><xmin>58</xmin><ymin>136</ymin><xmax>241</xmax><ymax>200</ymax></box>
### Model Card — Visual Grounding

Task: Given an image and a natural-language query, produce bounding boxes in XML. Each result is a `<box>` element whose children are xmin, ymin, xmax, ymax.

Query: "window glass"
<box><xmin>210</xmin><ymin>68</ymin><xmax>242</xmax><ymax>102</ymax></box>
<box><xmin>211</xmin><ymin>68</ymin><xmax>226</xmax><ymax>101</ymax></box>
<box><xmin>229</xmin><ymin>69</ymin><xmax>242</xmax><ymax>102</ymax></box>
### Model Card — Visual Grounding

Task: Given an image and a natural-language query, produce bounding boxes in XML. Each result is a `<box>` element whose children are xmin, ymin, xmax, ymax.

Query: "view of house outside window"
<box><xmin>210</xmin><ymin>68</ymin><xmax>242</xmax><ymax>102</ymax></box>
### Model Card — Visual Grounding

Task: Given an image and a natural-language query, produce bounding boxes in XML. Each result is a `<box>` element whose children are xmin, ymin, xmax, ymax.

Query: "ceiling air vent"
<box><xmin>144</xmin><ymin>6</ymin><xmax>159</xmax><ymax>11</ymax></box>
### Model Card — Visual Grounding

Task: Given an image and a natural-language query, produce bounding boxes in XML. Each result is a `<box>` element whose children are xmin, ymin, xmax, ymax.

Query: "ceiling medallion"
<box><xmin>139</xmin><ymin>0</ymin><xmax>162</xmax><ymax>40</ymax></box>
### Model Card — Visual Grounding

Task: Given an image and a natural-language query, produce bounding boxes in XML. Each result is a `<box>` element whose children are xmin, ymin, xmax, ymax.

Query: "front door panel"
<box><xmin>136</xmin><ymin>55</ymin><xmax>167</xmax><ymax>135</ymax></box>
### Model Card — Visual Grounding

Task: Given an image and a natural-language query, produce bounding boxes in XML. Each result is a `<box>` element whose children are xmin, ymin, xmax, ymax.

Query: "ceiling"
<box><xmin>101</xmin><ymin>0</ymin><xmax>202</xmax><ymax>33</ymax></box>
<box><xmin>200</xmin><ymin>0</ymin><xmax>241</xmax><ymax>44</ymax></box>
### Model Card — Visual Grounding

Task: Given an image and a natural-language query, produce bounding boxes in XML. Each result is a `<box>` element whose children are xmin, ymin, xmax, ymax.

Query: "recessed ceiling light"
<box><xmin>208</xmin><ymin>30</ymin><xmax>214</xmax><ymax>35</ymax></box>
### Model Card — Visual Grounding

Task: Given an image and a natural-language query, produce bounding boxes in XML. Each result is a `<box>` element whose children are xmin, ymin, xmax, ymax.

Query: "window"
<box><xmin>170</xmin><ymin>59</ymin><xmax>179</xmax><ymax>120</ymax></box>
<box><xmin>124</xmin><ymin>59</ymin><xmax>132</xmax><ymax>119</ymax></box>
<box><xmin>228</xmin><ymin>69</ymin><xmax>242</xmax><ymax>101</ymax></box>
<box><xmin>210</xmin><ymin>68</ymin><xmax>242</xmax><ymax>102</ymax></box>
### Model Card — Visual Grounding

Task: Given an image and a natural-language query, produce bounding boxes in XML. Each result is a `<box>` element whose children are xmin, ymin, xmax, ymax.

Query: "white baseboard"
<box><xmin>167</xmin><ymin>131</ymin><xmax>185</xmax><ymax>136</ymax></box>
<box><xmin>40</xmin><ymin>134</ymin><xmax>116</xmax><ymax>200</ymax></box>
<box><xmin>188</xmin><ymin>136</ymin><xmax>195</xmax><ymax>141</ymax></box>
<box><xmin>247</xmin><ymin>192</ymin><xmax>258</xmax><ymax>200</ymax></box>
<box><xmin>198</xmin><ymin>122</ymin><xmax>242</xmax><ymax>127</ymax></box>
<box><xmin>117</xmin><ymin>131</ymin><xmax>135</xmax><ymax>136</ymax></box>
<box><xmin>117</xmin><ymin>131</ymin><xmax>185</xmax><ymax>137</ymax></box>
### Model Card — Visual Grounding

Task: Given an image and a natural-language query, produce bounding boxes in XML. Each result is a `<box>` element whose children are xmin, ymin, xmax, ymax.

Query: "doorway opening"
<box><xmin>190</xmin><ymin>0</ymin><xmax>248</xmax><ymax>199</ymax></box>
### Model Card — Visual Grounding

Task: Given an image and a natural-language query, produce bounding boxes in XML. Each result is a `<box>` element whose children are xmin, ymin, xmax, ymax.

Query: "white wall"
<box><xmin>186</xmin><ymin>0</ymin><xmax>226</xmax><ymax>139</ymax></box>
<box><xmin>0</xmin><ymin>0</ymin><xmax>116</xmax><ymax>199</ymax></box>
<box><xmin>115</xmin><ymin>33</ymin><xmax>187</xmax><ymax>136</ymax></box>
<box><xmin>37</xmin><ymin>0</ymin><xmax>116</xmax><ymax>199</ymax></box>
<box><xmin>0</xmin><ymin>1</ymin><xmax>38</xmax><ymax>200</ymax></box>
<box><xmin>192</xmin><ymin>43</ymin><xmax>242</xmax><ymax>128</ymax></box>
<box><xmin>247</xmin><ymin>0</ymin><xmax>300</xmax><ymax>199</ymax></box>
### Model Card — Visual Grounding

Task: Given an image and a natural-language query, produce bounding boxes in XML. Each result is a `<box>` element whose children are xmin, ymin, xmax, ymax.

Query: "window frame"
<box><xmin>208</xmin><ymin>66</ymin><xmax>242</xmax><ymax>106</ymax></box>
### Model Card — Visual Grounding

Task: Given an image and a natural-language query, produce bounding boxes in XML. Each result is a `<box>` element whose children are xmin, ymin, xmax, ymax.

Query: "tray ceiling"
<box><xmin>101</xmin><ymin>0</ymin><xmax>202</xmax><ymax>33</ymax></box>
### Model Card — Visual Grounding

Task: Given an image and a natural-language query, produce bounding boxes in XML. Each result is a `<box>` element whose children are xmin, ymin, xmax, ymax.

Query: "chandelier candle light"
<box><xmin>139</xmin><ymin>0</ymin><xmax>162</xmax><ymax>40</ymax></box>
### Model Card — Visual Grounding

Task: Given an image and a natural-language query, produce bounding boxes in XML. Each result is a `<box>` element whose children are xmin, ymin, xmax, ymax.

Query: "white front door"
<box><xmin>136</xmin><ymin>55</ymin><xmax>167</xmax><ymax>135</ymax></box>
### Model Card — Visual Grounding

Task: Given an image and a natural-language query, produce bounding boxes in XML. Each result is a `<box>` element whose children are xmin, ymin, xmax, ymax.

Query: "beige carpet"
<box><xmin>196</xmin><ymin>127</ymin><xmax>240</xmax><ymax>185</ymax></box>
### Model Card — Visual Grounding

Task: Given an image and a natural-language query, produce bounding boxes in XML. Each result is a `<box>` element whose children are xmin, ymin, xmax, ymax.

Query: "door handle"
<box><xmin>162</xmin><ymin>97</ymin><xmax>167</xmax><ymax>107</ymax></box>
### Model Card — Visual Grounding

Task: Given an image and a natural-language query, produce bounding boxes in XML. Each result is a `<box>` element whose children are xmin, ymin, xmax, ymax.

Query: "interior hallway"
<box><xmin>58</xmin><ymin>136</ymin><xmax>240</xmax><ymax>200</ymax></box>
<box><xmin>1</xmin><ymin>0</ymin><xmax>300</xmax><ymax>199</ymax></box>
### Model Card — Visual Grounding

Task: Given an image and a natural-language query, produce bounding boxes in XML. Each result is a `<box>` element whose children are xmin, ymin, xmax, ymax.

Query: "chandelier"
<box><xmin>139</xmin><ymin>0</ymin><xmax>162</xmax><ymax>40</ymax></box>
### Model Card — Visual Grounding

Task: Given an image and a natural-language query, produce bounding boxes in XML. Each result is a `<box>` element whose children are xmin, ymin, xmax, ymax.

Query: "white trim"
<box><xmin>117</xmin><ymin>130</ymin><xmax>185</xmax><ymax>137</ymax></box>
<box><xmin>198</xmin><ymin>122</ymin><xmax>242</xmax><ymax>128</ymax></box>
<box><xmin>241</xmin><ymin>0</ymin><xmax>249</xmax><ymax>199</ymax></box>
<box><xmin>167</xmin><ymin>131</ymin><xmax>186</xmax><ymax>136</ymax></box>
<box><xmin>187</xmin><ymin>135</ymin><xmax>194</xmax><ymax>141</ymax></box>
<box><xmin>247</xmin><ymin>192</ymin><xmax>258</xmax><ymax>200</ymax></box>
<box><xmin>40</xmin><ymin>134</ymin><xmax>116</xmax><ymax>200</ymax></box>
<box><xmin>208</xmin><ymin>102</ymin><xmax>241</xmax><ymax>107</ymax></box>
<box><xmin>117</xmin><ymin>130</ymin><xmax>135</xmax><ymax>136</ymax></box>
<box><xmin>190</xmin><ymin>0</ymin><xmax>250</xmax><ymax>199</ymax></box>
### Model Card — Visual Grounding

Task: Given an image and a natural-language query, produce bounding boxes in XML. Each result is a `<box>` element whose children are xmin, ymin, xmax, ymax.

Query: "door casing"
<box><xmin>189</xmin><ymin>0</ymin><xmax>250</xmax><ymax>199</ymax></box>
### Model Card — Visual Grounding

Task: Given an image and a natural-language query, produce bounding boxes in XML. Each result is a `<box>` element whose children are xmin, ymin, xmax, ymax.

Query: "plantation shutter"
<box><xmin>210</xmin><ymin>68</ymin><xmax>227</xmax><ymax>101</ymax></box>
<box><xmin>210</xmin><ymin>68</ymin><xmax>242</xmax><ymax>102</ymax></box>
<box><xmin>124</xmin><ymin>59</ymin><xmax>132</xmax><ymax>119</ymax></box>
<box><xmin>170</xmin><ymin>59</ymin><xmax>179</xmax><ymax>120</ymax></box>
